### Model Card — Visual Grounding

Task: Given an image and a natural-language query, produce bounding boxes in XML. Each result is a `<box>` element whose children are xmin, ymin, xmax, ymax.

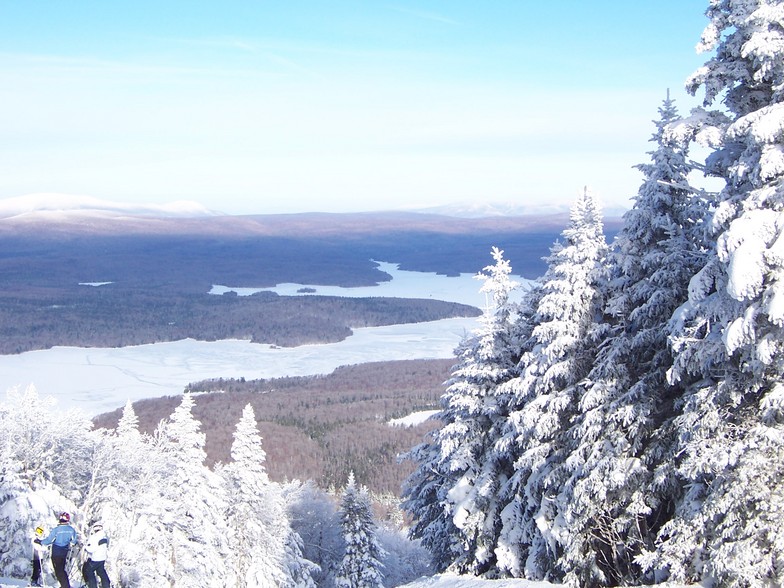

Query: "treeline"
<box><xmin>94</xmin><ymin>359</ymin><xmax>453</xmax><ymax>495</ymax></box>
<box><xmin>0</xmin><ymin>290</ymin><xmax>479</xmax><ymax>354</ymax></box>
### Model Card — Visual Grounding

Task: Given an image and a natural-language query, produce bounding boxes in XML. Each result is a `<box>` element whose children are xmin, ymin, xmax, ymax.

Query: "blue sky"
<box><xmin>0</xmin><ymin>1</ymin><xmax>713</xmax><ymax>215</ymax></box>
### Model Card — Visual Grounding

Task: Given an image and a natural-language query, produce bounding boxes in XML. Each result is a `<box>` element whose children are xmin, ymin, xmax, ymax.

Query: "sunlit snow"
<box><xmin>388</xmin><ymin>410</ymin><xmax>440</xmax><ymax>428</ymax></box>
<box><xmin>0</xmin><ymin>192</ymin><xmax>215</xmax><ymax>219</ymax></box>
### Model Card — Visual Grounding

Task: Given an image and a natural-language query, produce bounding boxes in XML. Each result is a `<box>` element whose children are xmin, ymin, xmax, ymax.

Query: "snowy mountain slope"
<box><xmin>0</xmin><ymin>574</ymin><xmax>548</xmax><ymax>587</ymax></box>
<box><xmin>399</xmin><ymin>574</ymin><xmax>557</xmax><ymax>586</ymax></box>
<box><xmin>413</xmin><ymin>200</ymin><xmax>628</xmax><ymax>219</ymax></box>
<box><xmin>0</xmin><ymin>192</ymin><xmax>216</xmax><ymax>219</ymax></box>
<box><xmin>398</xmin><ymin>577</ymin><xmax>696</xmax><ymax>588</ymax></box>
<box><xmin>0</xmin><ymin>574</ymin><xmax>698</xmax><ymax>587</ymax></box>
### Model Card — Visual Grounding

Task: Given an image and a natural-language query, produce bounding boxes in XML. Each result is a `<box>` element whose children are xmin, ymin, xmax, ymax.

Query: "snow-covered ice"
<box><xmin>210</xmin><ymin>261</ymin><xmax>505</xmax><ymax>308</ymax></box>
<box><xmin>0</xmin><ymin>319</ymin><xmax>477</xmax><ymax>416</ymax></box>
<box><xmin>0</xmin><ymin>264</ymin><xmax>527</xmax><ymax>415</ymax></box>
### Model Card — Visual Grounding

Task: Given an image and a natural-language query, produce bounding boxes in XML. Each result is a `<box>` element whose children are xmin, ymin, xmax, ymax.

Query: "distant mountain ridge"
<box><xmin>0</xmin><ymin>193</ymin><xmax>216</xmax><ymax>220</ymax></box>
<box><xmin>0</xmin><ymin>194</ymin><xmax>598</xmax><ymax>239</ymax></box>
<box><xmin>412</xmin><ymin>200</ymin><xmax>629</xmax><ymax>219</ymax></box>
<box><xmin>0</xmin><ymin>193</ymin><xmax>627</xmax><ymax>223</ymax></box>
<box><xmin>414</xmin><ymin>200</ymin><xmax>571</xmax><ymax>218</ymax></box>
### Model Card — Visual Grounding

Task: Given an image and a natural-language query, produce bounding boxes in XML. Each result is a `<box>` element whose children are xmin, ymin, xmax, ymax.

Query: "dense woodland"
<box><xmin>94</xmin><ymin>359</ymin><xmax>452</xmax><ymax>495</ymax></box>
<box><xmin>0</xmin><ymin>289</ymin><xmax>478</xmax><ymax>354</ymax></box>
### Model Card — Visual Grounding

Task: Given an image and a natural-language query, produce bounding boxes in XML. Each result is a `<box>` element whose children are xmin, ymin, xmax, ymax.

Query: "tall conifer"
<box><xmin>654</xmin><ymin>2</ymin><xmax>784</xmax><ymax>585</ymax></box>
<box><xmin>494</xmin><ymin>188</ymin><xmax>608</xmax><ymax>581</ymax></box>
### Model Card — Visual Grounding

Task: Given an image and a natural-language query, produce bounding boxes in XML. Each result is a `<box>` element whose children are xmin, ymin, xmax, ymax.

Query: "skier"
<box><xmin>83</xmin><ymin>523</ymin><xmax>110</xmax><ymax>588</ymax></box>
<box><xmin>40</xmin><ymin>512</ymin><xmax>78</xmax><ymax>588</ymax></box>
<box><xmin>30</xmin><ymin>525</ymin><xmax>47</xmax><ymax>587</ymax></box>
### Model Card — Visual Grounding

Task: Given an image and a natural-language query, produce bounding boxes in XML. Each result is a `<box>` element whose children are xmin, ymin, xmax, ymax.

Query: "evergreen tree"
<box><xmin>0</xmin><ymin>386</ymin><xmax>90</xmax><ymax>578</ymax></box>
<box><xmin>146</xmin><ymin>393</ymin><xmax>231</xmax><ymax>586</ymax></box>
<box><xmin>116</xmin><ymin>399</ymin><xmax>141</xmax><ymax>439</ymax></box>
<box><xmin>402</xmin><ymin>248</ymin><xmax>528</xmax><ymax>574</ymax></box>
<box><xmin>0</xmin><ymin>444</ymin><xmax>29</xmax><ymax>579</ymax></box>
<box><xmin>399</xmin><ymin>436</ymin><xmax>463</xmax><ymax>572</ymax></box>
<box><xmin>652</xmin><ymin>2</ymin><xmax>784</xmax><ymax>585</ymax></box>
<box><xmin>82</xmin><ymin>400</ymin><xmax>168</xmax><ymax>588</ymax></box>
<box><xmin>98</xmin><ymin>401</ymin><xmax>166</xmax><ymax>588</ymax></box>
<box><xmin>554</xmin><ymin>96</ymin><xmax>703</xmax><ymax>587</ymax></box>
<box><xmin>494</xmin><ymin>188</ymin><xmax>608</xmax><ymax>581</ymax></box>
<box><xmin>335</xmin><ymin>472</ymin><xmax>385</xmax><ymax>588</ymax></box>
<box><xmin>221</xmin><ymin>403</ymin><xmax>314</xmax><ymax>587</ymax></box>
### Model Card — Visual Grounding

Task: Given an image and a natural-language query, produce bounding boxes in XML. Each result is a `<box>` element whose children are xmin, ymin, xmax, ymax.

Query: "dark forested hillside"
<box><xmin>93</xmin><ymin>359</ymin><xmax>453</xmax><ymax>496</ymax></box>
<box><xmin>0</xmin><ymin>211</ymin><xmax>620</xmax><ymax>353</ymax></box>
<box><xmin>0</xmin><ymin>289</ymin><xmax>478</xmax><ymax>354</ymax></box>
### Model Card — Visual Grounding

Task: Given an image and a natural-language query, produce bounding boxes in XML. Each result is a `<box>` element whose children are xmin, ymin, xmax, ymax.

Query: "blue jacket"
<box><xmin>41</xmin><ymin>523</ymin><xmax>77</xmax><ymax>557</ymax></box>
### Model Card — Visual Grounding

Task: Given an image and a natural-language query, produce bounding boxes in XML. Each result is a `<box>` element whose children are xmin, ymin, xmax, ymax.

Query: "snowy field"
<box><xmin>0</xmin><ymin>574</ymin><xmax>554</xmax><ymax>587</ymax></box>
<box><xmin>398</xmin><ymin>576</ymin><xmax>693</xmax><ymax>588</ymax></box>
<box><xmin>0</xmin><ymin>263</ymin><xmax>526</xmax><ymax>416</ymax></box>
<box><xmin>0</xmin><ymin>574</ymin><xmax>691</xmax><ymax>588</ymax></box>
<box><xmin>0</xmin><ymin>573</ymin><xmax>560</xmax><ymax>588</ymax></box>
<box><xmin>401</xmin><ymin>575</ymin><xmax>556</xmax><ymax>587</ymax></box>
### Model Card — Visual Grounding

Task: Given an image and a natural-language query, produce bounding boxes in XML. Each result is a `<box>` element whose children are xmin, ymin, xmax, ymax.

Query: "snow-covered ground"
<box><xmin>400</xmin><ymin>575</ymin><xmax>556</xmax><ymax>587</ymax></box>
<box><xmin>0</xmin><ymin>572</ymin><xmax>692</xmax><ymax>588</ymax></box>
<box><xmin>0</xmin><ymin>264</ymin><xmax>527</xmax><ymax>416</ymax></box>
<box><xmin>0</xmin><ymin>575</ymin><xmax>551</xmax><ymax>587</ymax></box>
<box><xmin>389</xmin><ymin>409</ymin><xmax>441</xmax><ymax>428</ymax></box>
<box><xmin>397</xmin><ymin>576</ymin><xmax>694</xmax><ymax>588</ymax></box>
<box><xmin>0</xmin><ymin>577</ymin><xmax>546</xmax><ymax>588</ymax></box>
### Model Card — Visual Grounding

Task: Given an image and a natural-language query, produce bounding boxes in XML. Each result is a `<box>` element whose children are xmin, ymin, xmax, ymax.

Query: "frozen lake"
<box><xmin>0</xmin><ymin>264</ymin><xmax>526</xmax><ymax>415</ymax></box>
<box><xmin>209</xmin><ymin>261</ymin><xmax>498</xmax><ymax>307</ymax></box>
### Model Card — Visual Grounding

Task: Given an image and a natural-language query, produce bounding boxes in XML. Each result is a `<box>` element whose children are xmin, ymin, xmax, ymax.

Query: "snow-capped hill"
<box><xmin>413</xmin><ymin>201</ymin><xmax>571</xmax><ymax>218</ymax></box>
<box><xmin>412</xmin><ymin>200</ymin><xmax>629</xmax><ymax>219</ymax></box>
<box><xmin>0</xmin><ymin>193</ymin><xmax>217</xmax><ymax>219</ymax></box>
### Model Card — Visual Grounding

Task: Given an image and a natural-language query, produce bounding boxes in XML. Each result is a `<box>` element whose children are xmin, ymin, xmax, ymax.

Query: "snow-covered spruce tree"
<box><xmin>220</xmin><ymin>403</ymin><xmax>315</xmax><ymax>587</ymax></box>
<box><xmin>493</xmin><ymin>188</ymin><xmax>608</xmax><ymax>582</ymax></box>
<box><xmin>86</xmin><ymin>400</ymin><xmax>168</xmax><ymax>588</ymax></box>
<box><xmin>402</xmin><ymin>247</ymin><xmax>529</xmax><ymax>574</ymax></box>
<box><xmin>0</xmin><ymin>386</ymin><xmax>91</xmax><ymax>579</ymax></box>
<box><xmin>143</xmin><ymin>393</ymin><xmax>230</xmax><ymax>586</ymax></box>
<box><xmin>399</xmin><ymin>436</ymin><xmax>462</xmax><ymax>573</ymax></box>
<box><xmin>0</xmin><ymin>438</ymin><xmax>30</xmax><ymax>579</ymax></box>
<box><xmin>547</xmin><ymin>97</ymin><xmax>706</xmax><ymax>587</ymax></box>
<box><xmin>335</xmin><ymin>472</ymin><xmax>385</xmax><ymax>588</ymax></box>
<box><xmin>646</xmin><ymin>2</ymin><xmax>784</xmax><ymax>586</ymax></box>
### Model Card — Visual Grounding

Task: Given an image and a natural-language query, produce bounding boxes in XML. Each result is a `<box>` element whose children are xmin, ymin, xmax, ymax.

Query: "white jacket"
<box><xmin>31</xmin><ymin>535</ymin><xmax>47</xmax><ymax>558</ymax></box>
<box><xmin>85</xmin><ymin>529</ymin><xmax>109</xmax><ymax>562</ymax></box>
